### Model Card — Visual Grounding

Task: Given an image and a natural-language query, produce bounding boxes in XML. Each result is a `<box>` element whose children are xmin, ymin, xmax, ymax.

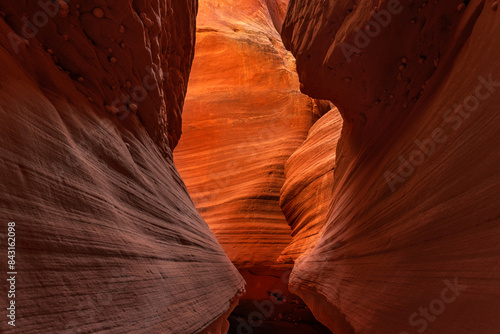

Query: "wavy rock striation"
<box><xmin>279</xmin><ymin>108</ymin><xmax>343</xmax><ymax>262</ymax></box>
<box><xmin>0</xmin><ymin>1</ymin><xmax>245</xmax><ymax>333</ymax></box>
<box><xmin>174</xmin><ymin>0</ymin><xmax>317</xmax><ymax>268</ymax></box>
<box><xmin>282</xmin><ymin>0</ymin><xmax>500</xmax><ymax>333</ymax></box>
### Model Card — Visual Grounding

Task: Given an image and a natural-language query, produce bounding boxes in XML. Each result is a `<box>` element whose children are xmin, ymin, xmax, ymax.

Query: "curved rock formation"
<box><xmin>174</xmin><ymin>0</ymin><xmax>317</xmax><ymax>268</ymax></box>
<box><xmin>279</xmin><ymin>107</ymin><xmax>342</xmax><ymax>262</ymax></box>
<box><xmin>0</xmin><ymin>1</ymin><xmax>244</xmax><ymax>333</ymax></box>
<box><xmin>282</xmin><ymin>0</ymin><xmax>500</xmax><ymax>333</ymax></box>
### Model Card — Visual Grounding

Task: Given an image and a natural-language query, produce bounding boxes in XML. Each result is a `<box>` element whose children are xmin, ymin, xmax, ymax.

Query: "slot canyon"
<box><xmin>0</xmin><ymin>0</ymin><xmax>499</xmax><ymax>334</ymax></box>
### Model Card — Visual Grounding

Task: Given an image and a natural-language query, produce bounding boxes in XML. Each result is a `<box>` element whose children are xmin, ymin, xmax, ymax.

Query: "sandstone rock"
<box><xmin>282</xmin><ymin>0</ymin><xmax>500</xmax><ymax>333</ymax></box>
<box><xmin>0</xmin><ymin>1</ymin><xmax>244</xmax><ymax>333</ymax></box>
<box><xmin>174</xmin><ymin>0</ymin><xmax>317</xmax><ymax>268</ymax></box>
<box><xmin>279</xmin><ymin>108</ymin><xmax>342</xmax><ymax>262</ymax></box>
<box><xmin>1</xmin><ymin>0</ymin><xmax>195</xmax><ymax>153</ymax></box>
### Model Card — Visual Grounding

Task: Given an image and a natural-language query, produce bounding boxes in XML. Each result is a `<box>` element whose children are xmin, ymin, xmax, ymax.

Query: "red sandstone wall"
<box><xmin>0</xmin><ymin>1</ymin><xmax>245</xmax><ymax>333</ymax></box>
<box><xmin>282</xmin><ymin>0</ymin><xmax>500</xmax><ymax>333</ymax></box>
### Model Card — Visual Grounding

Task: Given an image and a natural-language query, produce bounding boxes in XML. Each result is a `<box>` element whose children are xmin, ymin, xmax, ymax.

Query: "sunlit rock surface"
<box><xmin>279</xmin><ymin>108</ymin><xmax>342</xmax><ymax>262</ymax></box>
<box><xmin>174</xmin><ymin>0</ymin><xmax>317</xmax><ymax>269</ymax></box>
<box><xmin>282</xmin><ymin>0</ymin><xmax>500</xmax><ymax>333</ymax></box>
<box><xmin>0</xmin><ymin>1</ymin><xmax>245</xmax><ymax>333</ymax></box>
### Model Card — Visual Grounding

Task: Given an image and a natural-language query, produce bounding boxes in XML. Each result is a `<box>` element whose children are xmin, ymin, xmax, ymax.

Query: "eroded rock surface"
<box><xmin>282</xmin><ymin>0</ymin><xmax>500</xmax><ymax>333</ymax></box>
<box><xmin>0</xmin><ymin>1</ymin><xmax>245</xmax><ymax>333</ymax></box>
<box><xmin>279</xmin><ymin>108</ymin><xmax>342</xmax><ymax>262</ymax></box>
<box><xmin>174</xmin><ymin>0</ymin><xmax>317</xmax><ymax>268</ymax></box>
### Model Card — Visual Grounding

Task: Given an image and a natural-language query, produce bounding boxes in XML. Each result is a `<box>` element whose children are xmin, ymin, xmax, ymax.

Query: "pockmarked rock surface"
<box><xmin>174</xmin><ymin>0</ymin><xmax>318</xmax><ymax>268</ymax></box>
<box><xmin>0</xmin><ymin>1</ymin><xmax>245</xmax><ymax>333</ymax></box>
<box><xmin>282</xmin><ymin>0</ymin><xmax>500</xmax><ymax>333</ymax></box>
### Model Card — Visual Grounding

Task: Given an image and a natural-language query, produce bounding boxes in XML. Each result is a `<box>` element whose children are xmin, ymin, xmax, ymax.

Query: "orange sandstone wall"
<box><xmin>279</xmin><ymin>108</ymin><xmax>343</xmax><ymax>262</ymax></box>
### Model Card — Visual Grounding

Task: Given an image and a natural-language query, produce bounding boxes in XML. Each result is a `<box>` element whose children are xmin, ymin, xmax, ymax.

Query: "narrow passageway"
<box><xmin>1</xmin><ymin>0</ymin><xmax>498</xmax><ymax>333</ymax></box>
<box><xmin>173</xmin><ymin>0</ymin><xmax>341</xmax><ymax>332</ymax></box>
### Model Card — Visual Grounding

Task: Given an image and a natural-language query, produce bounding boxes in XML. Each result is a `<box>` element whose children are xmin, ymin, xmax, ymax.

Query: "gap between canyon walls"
<box><xmin>173</xmin><ymin>0</ymin><xmax>342</xmax><ymax>332</ymax></box>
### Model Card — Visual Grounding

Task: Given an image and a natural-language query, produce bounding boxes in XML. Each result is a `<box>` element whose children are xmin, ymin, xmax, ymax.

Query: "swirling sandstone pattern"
<box><xmin>0</xmin><ymin>1</ymin><xmax>244</xmax><ymax>333</ymax></box>
<box><xmin>174</xmin><ymin>0</ymin><xmax>317</xmax><ymax>268</ymax></box>
<box><xmin>282</xmin><ymin>0</ymin><xmax>500</xmax><ymax>333</ymax></box>
<box><xmin>279</xmin><ymin>108</ymin><xmax>343</xmax><ymax>262</ymax></box>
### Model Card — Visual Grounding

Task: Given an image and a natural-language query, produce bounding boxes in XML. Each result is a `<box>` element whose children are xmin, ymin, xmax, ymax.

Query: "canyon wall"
<box><xmin>0</xmin><ymin>1</ymin><xmax>245</xmax><ymax>333</ymax></box>
<box><xmin>174</xmin><ymin>0</ymin><xmax>319</xmax><ymax>269</ymax></box>
<box><xmin>279</xmin><ymin>107</ymin><xmax>342</xmax><ymax>262</ymax></box>
<box><xmin>173</xmin><ymin>1</ymin><xmax>343</xmax><ymax>331</ymax></box>
<box><xmin>282</xmin><ymin>0</ymin><xmax>500</xmax><ymax>333</ymax></box>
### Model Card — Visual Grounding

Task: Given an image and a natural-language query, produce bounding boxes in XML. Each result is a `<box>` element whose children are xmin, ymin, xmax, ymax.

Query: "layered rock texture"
<box><xmin>174</xmin><ymin>0</ymin><xmax>319</xmax><ymax>268</ymax></box>
<box><xmin>173</xmin><ymin>1</ymin><xmax>345</xmax><ymax>331</ymax></box>
<box><xmin>0</xmin><ymin>1</ymin><xmax>245</xmax><ymax>333</ymax></box>
<box><xmin>282</xmin><ymin>0</ymin><xmax>500</xmax><ymax>333</ymax></box>
<box><xmin>279</xmin><ymin>108</ymin><xmax>342</xmax><ymax>262</ymax></box>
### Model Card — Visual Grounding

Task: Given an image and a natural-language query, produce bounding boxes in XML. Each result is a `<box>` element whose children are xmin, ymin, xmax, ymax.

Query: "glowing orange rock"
<box><xmin>0</xmin><ymin>1</ymin><xmax>244</xmax><ymax>333</ymax></box>
<box><xmin>174</xmin><ymin>0</ymin><xmax>317</xmax><ymax>268</ymax></box>
<box><xmin>279</xmin><ymin>107</ymin><xmax>343</xmax><ymax>262</ymax></box>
